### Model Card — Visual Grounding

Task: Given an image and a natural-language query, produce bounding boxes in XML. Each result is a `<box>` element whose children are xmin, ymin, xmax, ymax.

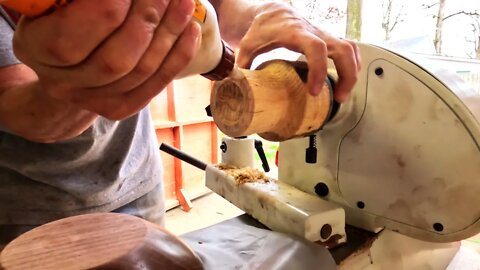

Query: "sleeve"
<box><xmin>0</xmin><ymin>9</ymin><xmax>20</xmax><ymax>68</ymax></box>
<box><xmin>0</xmin><ymin>9</ymin><xmax>19</xmax><ymax>132</ymax></box>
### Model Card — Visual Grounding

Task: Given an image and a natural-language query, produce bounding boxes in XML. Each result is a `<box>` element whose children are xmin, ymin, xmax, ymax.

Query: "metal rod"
<box><xmin>159</xmin><ymin>143</ymin><xmax>208</xmax><ymax>171</ymax></box>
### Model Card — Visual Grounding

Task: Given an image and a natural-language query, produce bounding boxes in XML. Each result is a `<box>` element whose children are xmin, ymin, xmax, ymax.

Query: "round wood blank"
<box><xmin>211</xmin><ymin>60</ymin><xmax>333</xmax><ymax>141</ymax></box>
<box><xmin>0</xmin><ymin>213</ymin><xmax>203</xmax><ymax>270</ymax></box>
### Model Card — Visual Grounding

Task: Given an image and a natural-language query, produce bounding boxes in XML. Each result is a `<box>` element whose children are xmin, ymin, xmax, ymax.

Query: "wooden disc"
<box><xmin>0</xmin><ymin>213</ymin><xmax>203</xmax><ymax>270</ymax></box>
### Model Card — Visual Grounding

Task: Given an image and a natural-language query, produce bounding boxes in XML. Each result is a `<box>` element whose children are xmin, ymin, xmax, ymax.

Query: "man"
<box><xmin>0</xmin><ymin>0</ymin><xmax>360</xmax><ymax>248</ymax></box>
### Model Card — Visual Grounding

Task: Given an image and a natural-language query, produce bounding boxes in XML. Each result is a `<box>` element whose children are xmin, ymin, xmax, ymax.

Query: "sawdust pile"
<box><xmin>216</xmin><ymin>164</ymin><xmax>269</xmax><ymax>185</ymax></box>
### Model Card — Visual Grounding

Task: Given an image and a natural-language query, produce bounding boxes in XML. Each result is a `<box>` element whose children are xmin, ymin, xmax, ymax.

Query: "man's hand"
<box><xmin>237</xmin><ymin>2</ymin><xmax>360</xmax><ymax>102</ymax></box>
<box><xmin>212</xmin><ymin>1</ymin><xmax>361</xmax><ymax>102</ymax></box>
<box><xmin>13</xmin><ymin>0</ymin><xmax>202</xmax><ymax>120</ymax></box>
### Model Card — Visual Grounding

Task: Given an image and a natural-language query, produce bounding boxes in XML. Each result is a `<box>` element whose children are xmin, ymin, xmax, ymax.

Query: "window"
<box><xmin>248</xmin><ymin>0</ymin><xmax>480</xmax><ymax>91</ymax></box>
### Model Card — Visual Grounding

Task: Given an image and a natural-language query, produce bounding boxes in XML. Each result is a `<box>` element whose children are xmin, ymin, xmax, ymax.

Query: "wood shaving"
<box><xmin>216</xmin><ymin>164</ymin><xmax>269</xmax><ymax>185</ymax></box>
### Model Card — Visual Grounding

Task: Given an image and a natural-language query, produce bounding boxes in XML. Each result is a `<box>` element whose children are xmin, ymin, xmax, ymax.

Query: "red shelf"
<box><xmin>150</xmin><ymin>75</ymin><xmax>219</xmax><ymax>211</ymax></box>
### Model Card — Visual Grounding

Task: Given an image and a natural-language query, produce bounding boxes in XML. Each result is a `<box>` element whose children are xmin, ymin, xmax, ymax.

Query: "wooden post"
<box><xmin>210</xmin><ymin>60</ymin><xmax>334</xmax><ymax>142</ymax></box>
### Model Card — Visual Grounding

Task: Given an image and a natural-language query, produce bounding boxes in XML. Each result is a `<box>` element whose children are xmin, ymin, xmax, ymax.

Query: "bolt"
<box><xmin>433</xmin><ymin>223</ymin><xmax>444</xmax><ymax>232</ymax></box>
<box><xmin>357</xmin><ymin>201</ymin><xmax>365</xmax><ymax>209</ymax></box>
<box><xmin>306</xmin><ymin>135</ymin><xmax>317</xmax><ymax>164</ymax></box>
<box><xmin>314</xmin><ymin>183</ymin><xmax>329</xmax><ymax>197</ymax></box>
<box><xmin>220</xmin><ymin>142</ymin><xmax>227</xmax><ymax>153</ymax></box>
<box><xmin>320</xmin><ymin>224</ymin><xmax>333</xmax><ymax>239</ymax></box>
<box><xmin>375</xmin><ymin>67</ymin><xmax>384</xmax><ymax>76</ymax></box>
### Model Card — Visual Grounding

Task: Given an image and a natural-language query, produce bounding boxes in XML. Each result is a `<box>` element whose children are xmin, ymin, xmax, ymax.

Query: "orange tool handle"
<box><xmin>2</xmin><ymin>0</ymin><xmax>207</xmax><ymax>20</ymax></box>
<box><xmin>1</xmin><ymin>0</ymin><xmax>70</xmax><ymax>17</ymax></box>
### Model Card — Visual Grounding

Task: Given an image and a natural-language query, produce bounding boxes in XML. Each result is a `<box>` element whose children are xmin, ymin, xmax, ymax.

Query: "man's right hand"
<box><xmin>13</xmin><ymin>0</ymin><xmax>202</xmax><ymax>120</ymax></box>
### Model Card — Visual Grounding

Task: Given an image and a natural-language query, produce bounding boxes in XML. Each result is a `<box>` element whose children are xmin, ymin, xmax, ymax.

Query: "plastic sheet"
<box><xmin>181</xmin><ymin>215</ymin><xmax>336</xmax><ymax>270</ymax></box>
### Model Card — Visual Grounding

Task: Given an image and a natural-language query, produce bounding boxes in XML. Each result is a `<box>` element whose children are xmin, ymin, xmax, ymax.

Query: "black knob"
<box><xmin>306</xmin><ymin>135</ymin><xmax>317</xmax><ymax>164</ymax></box>
<box><xmin>357</xmin><ymin>201</ymin><xmax>365</xmax><ymax>209</ymax></box>
<box><xmin>220</xmin><ymin>141</ymin><xmax>227</xmax><ymax>153</ymax></box>
<box><xmin>314</xmin><ymin>183</ymin><xmax>329</xmax><ymax>197</ymax></box>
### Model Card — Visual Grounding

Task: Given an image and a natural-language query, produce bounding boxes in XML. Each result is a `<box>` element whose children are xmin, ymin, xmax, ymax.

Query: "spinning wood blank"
<box><xmin>0</xmin><ymin>213</ymin><xmax>203</xmax><ymax>270</ymax></box>
<box><xmin>210</xmin><ymin>60</ymin><xmax>334</xmax><ymax>141</ymax></box>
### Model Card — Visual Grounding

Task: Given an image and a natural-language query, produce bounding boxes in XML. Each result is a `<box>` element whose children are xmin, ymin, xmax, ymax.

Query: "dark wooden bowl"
<box><xmin>0</xmin><ymin>213</ymin><xmax>204</xmax><ymax>270</ymax></box>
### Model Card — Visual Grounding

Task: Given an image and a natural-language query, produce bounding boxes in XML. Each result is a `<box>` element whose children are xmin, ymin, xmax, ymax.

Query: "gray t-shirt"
<box><xmin>0</xmin><ymin>10</ymin><xmax>164</xmax><ymax>225</ymax></box>
<box><xmin>0</xmin><ymin>9</ymin><xmax>18</xmax><ymax>67</ymax></box>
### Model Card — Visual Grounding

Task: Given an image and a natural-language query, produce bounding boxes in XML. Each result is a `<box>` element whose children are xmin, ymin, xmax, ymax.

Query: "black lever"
<box><xmin>205</xmin><ymin>105</ymin><xmax>212</xmax><ymax>117</ymax></box>
<box><xmin>254</xmin><ymin>139</ymin><xmax>270</xmax><ymax>172</ymax></box>
<box><xmin>159</xmin><ymin>143</ymin><xmax>207</xmax><ymax>171</ymax></box>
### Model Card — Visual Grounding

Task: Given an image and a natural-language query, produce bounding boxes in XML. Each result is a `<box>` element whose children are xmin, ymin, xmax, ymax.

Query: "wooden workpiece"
<box><xmin>0</xmin><ymin>213</ymin><xmax>204</xmax><ymax>270</ymax></box>
<box><xmin>210</xmin><ymin>60</ymin><xmax>334</xmax><ymax>141</ymax></box>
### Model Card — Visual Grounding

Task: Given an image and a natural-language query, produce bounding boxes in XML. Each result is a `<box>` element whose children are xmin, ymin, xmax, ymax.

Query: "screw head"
<box><xmin>433</xmin><ymin>223</ymin><xmax>444</xmax><ymax>232</ymax></box>
<box><xmin>320</xmin><ymin>224</ymin><xmax>333</xmax><ymax>239</ymax></box>
<box><xmin>375</xmin><ymin>67</ymin><xmax>384</xmax><ymax>76</ymax></box>
<box><xmin>357</xmin><ymin>201</ymin><xmax>365</xmax><ymax>209</ymax></box>
<box><xmin>314</xmin><ymin>183</ymin><xmax>329</xmax><ymax>197</ymax></box>
<box><xmin>220</xmin><ymin>142</ymin><xmax>227</xmax><ymax>153</ymax></box>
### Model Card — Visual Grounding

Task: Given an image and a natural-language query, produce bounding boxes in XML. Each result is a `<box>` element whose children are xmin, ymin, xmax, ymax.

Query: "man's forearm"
<box><xmin>0</xmin><ymin>64</ymin><xmax>97</xmax><ymax>143</ymax></box>
<box><xmin>209</xmin><ymin>0</ymin><xmax>267</xmax><ymax>47</ymax></box>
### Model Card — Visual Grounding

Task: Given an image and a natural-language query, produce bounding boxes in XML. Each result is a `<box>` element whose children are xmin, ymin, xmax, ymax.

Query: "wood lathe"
<box><xmin>205</xmin><ymin>43</ymin><xmax>480</xmax><ymax>269</ymax></box>
<box><xmin>209</xmin><ymin>60</ymin><xmax>336</xmax><ymax>141</ymax></box>
<box><xmin>2</xmin><ymin>43</ymin><xmax>480</xmax><ymax>269</ymax></box>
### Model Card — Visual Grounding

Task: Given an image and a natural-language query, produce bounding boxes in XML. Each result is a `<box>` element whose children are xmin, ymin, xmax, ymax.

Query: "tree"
<box><xmin>297</xmin><ymin>1</ymin><xmax>345</xmax><ymax>27</ymax></box>
<box><xmin>346</xmin><ymin>0</ymin><xmax>363</xmax><ymax>40</ymax></box>
<box><xmin>423</xmin><ymin>0</ymin><xmax>450</xmax><ymax>55</ymax></box>
<box><xmin>381</xmin><ymin>0</ymin><xmax>405</xmax><ymax>41</ymax></box>
<box><xmin>249</xmin><ymin>0</ymin><xmax>344</xmax><ymax>26</ymax></box>
<box><xmin>424</xmin><ymin>1</ymin><xmax>480</xmax><ymax>57</ymax></box>
<box><xmin>464</xmin><ymin>12</ymin><xmax>480</xmax><ymax>59</ymax></box>
<box><xmin>422</xmin><ymin>1</ymin><xmax>446</xmax><ymax>54</ymax></box>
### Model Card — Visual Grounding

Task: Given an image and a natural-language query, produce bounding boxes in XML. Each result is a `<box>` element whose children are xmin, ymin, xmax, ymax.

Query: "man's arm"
<box><xmin>3</xmin><ymin>0</ymin><xmax>201</xmax><ymax>143</ymax></box>
<box><xmin>208</xmin><ymin>0</ymin><xmax>261</xmax><ymax>47</ymax></box>
<box><xmin>0</xmin><ymin>64</ymin><xmax>97</xmax><ymax>143</ymax></box>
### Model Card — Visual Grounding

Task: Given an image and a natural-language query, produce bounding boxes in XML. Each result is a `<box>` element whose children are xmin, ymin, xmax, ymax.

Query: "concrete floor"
<box><xmin>165</xmin><ymin>192</ymin><xmax>243</xmax><ymax>235</ymax></box>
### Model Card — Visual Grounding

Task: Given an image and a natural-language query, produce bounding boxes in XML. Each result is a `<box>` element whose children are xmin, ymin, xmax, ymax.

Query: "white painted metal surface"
<box><xmin>220</xmin><ymin>137</ymin><xmax>255</xmax><ymax>168</ymax></box>
<box><xmin>339</xmin><ymin>230</ymin><xmax>460</xmax><ymax>270</ymax></box>
<box><xmin>205</xmin><ymin>166</ymin><xmax>346</xmax><ymax>244</ymax></box>
<box><xmin>279</xmin><ymin>44</ymin><xmax>480</xmax><ymax>243</ymax></box>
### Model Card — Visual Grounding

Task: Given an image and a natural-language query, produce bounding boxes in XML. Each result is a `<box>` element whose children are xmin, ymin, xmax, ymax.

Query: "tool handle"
<box><xmin>1</xmin><ymin>0</ymin><xmax>70</xmax><ymax>17</ymax></box>
<box><xmin>159</xmin><ymin>143</ymin><xmax>208</xmax><ymax>171</ymax></box>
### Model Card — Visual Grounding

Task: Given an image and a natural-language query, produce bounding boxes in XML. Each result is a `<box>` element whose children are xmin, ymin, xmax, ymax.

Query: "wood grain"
<box><xmin>0</xmin><ymin>213</ymin><xmax>204</xmax><ymax>270</ymax></box>
<box><xmin>210</xmin><ymin>60</ymin><xmax>334</xmax><ymax>141</ymax></box>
